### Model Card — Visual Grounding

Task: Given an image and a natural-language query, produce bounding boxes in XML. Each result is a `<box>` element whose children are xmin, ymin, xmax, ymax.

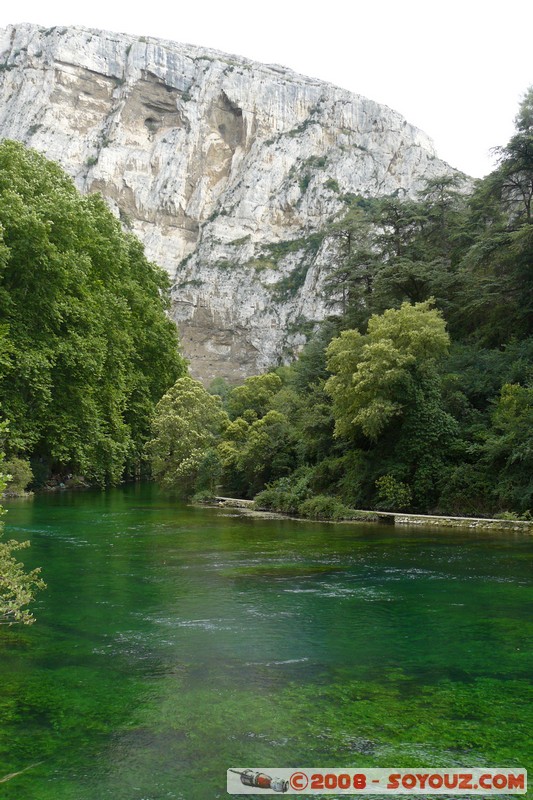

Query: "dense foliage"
<box><xmin>0</xmin><ymin>141</ymin><xmax>186</xmax><ymax>486</ymax></box>
<box><xmin>0</xmin><ymin>426</ymin><xmax>45</xmax><ymax>624</ymax></box>
<box><xmin>145</xmin><ymin>376</ymin><xmax>227</xmax><ymax>497</ymax></box>
<box><xmin>150</xmin><ymin>89</ymin><xmax>533</xmax><ymax>519</ymax></box>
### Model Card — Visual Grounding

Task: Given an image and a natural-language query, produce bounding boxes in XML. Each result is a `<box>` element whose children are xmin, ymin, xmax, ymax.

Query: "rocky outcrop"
<box><xmin>0</xmin><ymin>24</ymin><xmax>457</xmax><ymax>381</ymax></box>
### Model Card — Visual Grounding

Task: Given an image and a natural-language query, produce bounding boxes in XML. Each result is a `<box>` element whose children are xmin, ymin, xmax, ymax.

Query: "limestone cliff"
<box><xmin>0</xmin><ymin>23</ymin><xmax>457</xmax><ymax>381</ymax></box>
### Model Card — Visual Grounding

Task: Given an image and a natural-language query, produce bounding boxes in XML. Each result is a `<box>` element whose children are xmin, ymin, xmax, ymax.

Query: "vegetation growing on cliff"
<box><xmin>151</xmin><ymin>89</ymin><xmax>533</xmax><ymax>519</ymax></box>
<box><xmin>0</xmin><ymin>141</ymin><xmax>186</xmax><ymax>488</ymax></box>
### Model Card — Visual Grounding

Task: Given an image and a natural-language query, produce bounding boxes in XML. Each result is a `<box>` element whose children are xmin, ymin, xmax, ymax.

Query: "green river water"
<box><xmin>0</xmin><ymin>484</ymin><xmax>531</xmax><ymax>799</ymax></box>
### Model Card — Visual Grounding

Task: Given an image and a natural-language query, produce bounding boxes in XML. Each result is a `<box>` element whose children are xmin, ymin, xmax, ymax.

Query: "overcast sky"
<box><xmin>1</xmin><ymin>0</ymin><xmax>531</xmax><ymax>178</ymax></box>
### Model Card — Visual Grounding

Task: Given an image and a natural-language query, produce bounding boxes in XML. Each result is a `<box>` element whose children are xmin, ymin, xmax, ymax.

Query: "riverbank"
<box><xmin>213</xmin><ymin>496</ymin><xmax>533</xmax><ymax>533</ymax></box>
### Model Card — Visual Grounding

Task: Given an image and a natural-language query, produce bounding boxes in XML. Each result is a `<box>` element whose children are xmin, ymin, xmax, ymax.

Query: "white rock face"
<box><xmin>0</xmin><ymin>23</ymin><xmax>457</xmax><ymax>382</ymax></box>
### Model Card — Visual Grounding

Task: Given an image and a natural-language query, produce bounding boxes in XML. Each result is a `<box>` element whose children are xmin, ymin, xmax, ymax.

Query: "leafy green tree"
<box><xmin>226</xmin><ymin>373</ymin><xmax>282</xmax><ymax>420</ymax></box>
<box><xmin>2</xmin><ymin>456</ymin><xmax>33</xmax><ymax>495</ymax></box>
<box><xmin>416</xmin><ymin>175</ymin><xmax>471</xmax><ymax>259</ymax></box>
<box><xmin>323</xmin><ymin>203</ymin><xmax>381</xmax><ymax>328</ymax></box>
<box><xmin>455</xmin><ymin>212</ymin><xmax>533</xmax><ymax>345</ymax></box>
<box><xmin>208</xmin><ymin>377</ymin><xmax>232</xmax><ymax>404</ymax></box>
<box><xmin>217</xmin><ymin>417</ymin><xmax>251</xmax><ymax>496</ymax></box>
<box><xmin>326</xmin><ymin>301</ymin><xmax>450</xmax><ymax>440</ymax></box>
<box><xmin>233</xmin><ymin>410</ymin><xmax>297</xmax><ymax>496</ymax></box>
<box><xmin>288</xmin><ymin>320</ymin><xmax>340</xmax><ymax>392</ymax></box>
<box><xmin>326</xmin><ymin>301</ymin><xmax>457</xmax><ymax>508</ymax></box>
<box><xmin>0</xmin><ymin>141</ymin><xmax>185</xmax><ymax>483</ymax></box>
<box><xmin>194</xmin><ymin>448</ymin><xmax>223</xmax><ymax>496</ymax></box>
<box><xmin>375</xmin><ymin>475</ymin><xmax>412</xmax><ymax>510</ymax></box>
<box><xmin>145</xmin><ymin>376</ymin><xmax>228</xmax><ymax>497</ymax></box>
<box><xmin>274</xmin><ymin>381</ymin><xmax>335</xmax><ymax>466</ymax></box>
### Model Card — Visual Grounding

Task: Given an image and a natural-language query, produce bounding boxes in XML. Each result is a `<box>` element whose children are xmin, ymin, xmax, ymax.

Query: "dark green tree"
<box><xmin>324</xmin><ymin>178</ymin><xmax>470</xmax><ymax>330</ymax></box>
<box><xmin>0</xmin><ymin>141</ymin><xmax>186</xmax><ymax>484</ymax></box>
<box><xmin>481</xmin><ymin>383</ymin><xmax>533</xmax><ymax>512</ymax></box>
<box><xmin>455</xmin><ymin>88</ymin><xmax>533</xmax><ymax>344</ymax></box>
<box><xmin>491</xmin><ymin>87</ymin><xmax>533</xmax><ymax>224</ymax></box>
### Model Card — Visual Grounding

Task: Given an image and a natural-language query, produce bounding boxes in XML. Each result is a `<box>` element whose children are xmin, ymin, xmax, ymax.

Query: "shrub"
<box><xmin>436</xmin><ymin>463</ymin><xmax>493</xmax><ymax>517</ymax></box>
<box><xmin>195</xmin><ymin>448</ymin><xmax>222</xmax><ymax>494</ymax></box>
<box><xmin>375</xmin><ymin>475</ymin><xmax>412</xmax><ymax>511</ymax></box>
<box><xmin>2</xmin><ymin>457</ymin><xmax>33</xmax><ymax>495</ymax></box>
<box><xmin>191</xmin><ymin>490</ymin><xmax>216</xmax><ymax>503</ymax></box>
<box><xmin>254</xmin><ymin>468</ymin><xmax>312</xmax><ymax>514</ymax></box>
<box><xmin>325</xmin><ymin>178</ymin><xmax>340</xmax><ymax>193</ymax></box>
<box><xmin>298</xmin><ymin>494</ymin><xmax>353</xmax><ymax>521</ymax></box>
<box><xmin>334</xmin><ymin>451</ymin><xmax>369</xmax><ymax>508</ymax></box>
<box><xmin>269</xmin><ymin>261</ymin><xmax>309</xmax><ymax>301</ymax></box>
<box><xmin>299</xmin><ymin>174</ymin><xmax>311</xmax><ymax>194</ymax></box>
<box><xmin>253</xmin><ymin>486</ymin><xmax>288</xmax><ymax>512</ymax></box>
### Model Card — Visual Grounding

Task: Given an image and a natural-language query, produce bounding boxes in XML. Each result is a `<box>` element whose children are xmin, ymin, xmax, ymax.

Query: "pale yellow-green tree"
<box><xmin>226</xmin><ymin>372</ymin><xmax>282</xmax><ymax>420</ymax></box>
<box><xmin>325</xmin><ymin>300</ymin><xmax>450</xmax><ymax>441</ymax></box>
<box><xmin>325</xmin><ymin>301</ymin><xmax>457</xmax><ymax>509</ymax></box>
<box><xmin>145</xmin><ymin>376</ymin><xmax>228</xmax><ymax>496</ymax></box>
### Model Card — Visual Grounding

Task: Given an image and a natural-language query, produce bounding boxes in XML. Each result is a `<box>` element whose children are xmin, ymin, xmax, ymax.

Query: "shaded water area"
<box><xmin>0</xmin><ymin>484</ymin><xmax>531</xmax><ymax>799</ymax></box>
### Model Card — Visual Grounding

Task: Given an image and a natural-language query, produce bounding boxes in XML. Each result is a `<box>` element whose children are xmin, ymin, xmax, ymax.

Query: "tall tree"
<box><xmin>491</xmin><ymin>87</ymin><xmax>533</xmax><ymax>224</ymax></box>
<box><xmin>326</xmin><ymin>301</ymin><xmax>457</xmax><ymax>508</ymax></box>
<box><xmin>326</xmin><ymin>301</ymin><xmax>450</xmax><ymax>440</ymax></box>
<box><xmin>0</xmin><ymin>141</ymin><xmax>186</xmax><ymax>484</ymax></box>
<box><xmin>323</xmin><ymin>178</ymin><xmax>469</xmax><ymax>330</ymax></box>
<box><xmin>457</xmin><ymin>88</ymin><xmax>533</xmax><ymax>344</ymax></box>
<box><xmin>226</xmin><ymin>373</ymin><xmax>282</xmax><ymax>420</ymax></box>
<box><xmin>481</xmin><ymin>383</ymin><xmax>533</xmax><ymax>512</ymax></box>
<box><xmin>145</xmin><ymin>376</ymin><xmax>228</xmax><ymax>497</ymax></box>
